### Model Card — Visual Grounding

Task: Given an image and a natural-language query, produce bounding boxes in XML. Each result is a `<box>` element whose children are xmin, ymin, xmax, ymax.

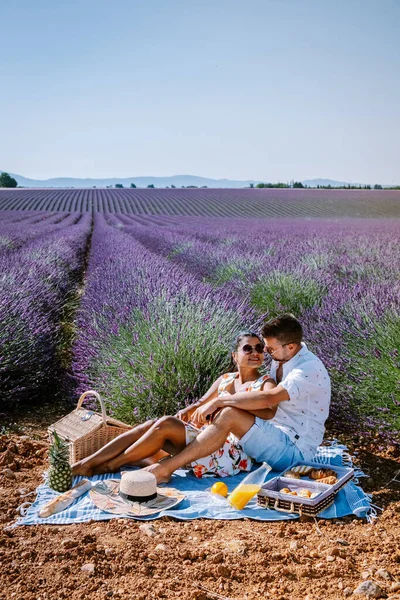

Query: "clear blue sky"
<box><xmin>1</xmin><ymin>0</ymin><xmax>399</xmax><ymax>184</ymax></box>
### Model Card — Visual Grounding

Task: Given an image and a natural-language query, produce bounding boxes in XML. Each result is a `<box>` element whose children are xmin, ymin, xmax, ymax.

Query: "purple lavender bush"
<box><xmin>0</xmin><ymin>214</ymin><xmax>91</xmax><ymax>407</ymax></box>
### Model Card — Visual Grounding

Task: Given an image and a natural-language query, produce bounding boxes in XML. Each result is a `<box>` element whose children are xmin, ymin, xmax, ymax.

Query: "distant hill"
<box><xmin>1</xmin><ymin>172</ymin><xmax>257</xmax><ymax>189</ymax></box>
<box><xmin>0</xmin><ymin>170</ymin><xmax>392</xmax><ymax>189</ymax></box>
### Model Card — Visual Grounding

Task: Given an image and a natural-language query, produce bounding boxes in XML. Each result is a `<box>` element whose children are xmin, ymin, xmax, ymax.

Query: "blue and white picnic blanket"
<box><xmin>15</xmin><ymin>442</ymin><xmax>374</xmax><ymax>526</ymax></box>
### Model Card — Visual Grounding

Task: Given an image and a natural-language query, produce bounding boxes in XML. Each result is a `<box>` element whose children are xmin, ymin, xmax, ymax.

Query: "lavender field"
<box><xmin>1</xmin><ymin>206</ymin><xmax>399</xmax><ymax>449</ymax></box>
<box><xmin>1</xmin><ymin>187</ymin><xmax>400</xmax><ymax>218</ymax></box>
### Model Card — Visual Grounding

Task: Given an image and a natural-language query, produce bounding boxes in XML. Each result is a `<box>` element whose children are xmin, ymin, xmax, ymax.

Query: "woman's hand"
<box><xmin>191</xmin><ymin>399</ymin><xmax>221</xmax><ymax>426</ymax></box>
<box><xmin>175</xmin><ymin>405</ymin><xmax>197</xmax><ymax>423</ymax></box>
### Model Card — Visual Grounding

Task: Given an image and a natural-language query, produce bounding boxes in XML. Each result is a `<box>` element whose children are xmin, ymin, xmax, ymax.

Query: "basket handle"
<box><xmin>76</xmin><ymin>390</ymin><xmax>107</xmax><ymax>423</ymax></box>
<box><xmin>274</xmin><ymin>499</ymin><xmax>296</xmax><ymax>513</ymax></box>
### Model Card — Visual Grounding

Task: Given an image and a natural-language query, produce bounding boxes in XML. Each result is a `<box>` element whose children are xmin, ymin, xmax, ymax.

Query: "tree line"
<box><xmin>252</xmin><ymin>181</ymin><xmax>400</xmax><ymax>190</ymax></box>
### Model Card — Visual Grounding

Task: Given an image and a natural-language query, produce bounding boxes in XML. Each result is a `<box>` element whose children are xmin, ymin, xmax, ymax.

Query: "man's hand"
<box><xmin>191</xmin><ymin>399</ymin><xmax>221</xmax><ymax>426</ymax></box>
<box><xmin>175</xmin><ymin>405</ymin><xmax>197</xmax><ymax>423</ymax></box>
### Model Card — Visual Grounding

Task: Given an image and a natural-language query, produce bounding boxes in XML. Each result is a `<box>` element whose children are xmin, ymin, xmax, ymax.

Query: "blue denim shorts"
<box><xmin>240</xmin><ymin>417</ymin><xmax>304</xmax><ymax>471</ymax></box>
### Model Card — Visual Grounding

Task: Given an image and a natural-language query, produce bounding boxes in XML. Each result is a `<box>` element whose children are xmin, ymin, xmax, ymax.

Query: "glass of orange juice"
<box><xmin>228</xmin><ymin>484</ymin><xmax>262</xmax><ymax>510</ymax></box>
<box><xmin>228</xmin><ymin>462</ymin><xmax>271</xmax><ymax>510</ymax></box>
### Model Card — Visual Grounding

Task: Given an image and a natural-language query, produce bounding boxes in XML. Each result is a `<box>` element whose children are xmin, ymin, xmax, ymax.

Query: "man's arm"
<box><xmin>219</xmin><ymin>386</ymin><xmax>289</xmax><ymax>410</ymax></box>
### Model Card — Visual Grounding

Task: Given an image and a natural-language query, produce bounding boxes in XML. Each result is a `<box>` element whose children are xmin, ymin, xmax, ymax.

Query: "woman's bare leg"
<box><xmin>72</xmin><ymin>419</ymin><xmax>157</xmax><ymax>476</ymax></box>
<box><xmin>145</xmin><ymin>407</ymin><xmax>255</xmax><ymax>483</ymax></box>
<box><xmin>96</xmin><ymin>416</ymin><xmax>187</xmax><ymax>474</ymax></box>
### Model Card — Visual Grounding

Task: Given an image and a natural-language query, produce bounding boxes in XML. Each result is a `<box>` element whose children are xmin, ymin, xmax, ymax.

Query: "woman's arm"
<box><xmin>175</xmin><ymin>375</ymin><xmax>223</xmax><ymax>422</ymax></box>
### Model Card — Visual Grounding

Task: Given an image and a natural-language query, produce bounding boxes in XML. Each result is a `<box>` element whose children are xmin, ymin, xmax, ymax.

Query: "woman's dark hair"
<box><xmin>261</xmin><ymin>313</ymin><xmax>303</xmax><ymax>344</ymax></box>
<box><xmin>231</xmin><ymin>330</ymin><xmax>263</xmax><ymax>353</ymax></box>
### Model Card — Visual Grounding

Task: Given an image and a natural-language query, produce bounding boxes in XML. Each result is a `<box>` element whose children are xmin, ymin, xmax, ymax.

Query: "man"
<box><xmin>146</xmin><ymin>313</ymin><xmax>331</xmax><ymax>483</ymax></box>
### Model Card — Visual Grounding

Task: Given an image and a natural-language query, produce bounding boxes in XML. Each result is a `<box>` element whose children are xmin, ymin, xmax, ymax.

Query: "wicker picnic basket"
<box><xmin>257</xmin><ymin>462</ymin><xmax>354</xmax><ymax>517</ymax></box>
<box><xmin>48</xmin><ymin>390</ymin><xmax>132</xmax><ymax>464</ymax></box>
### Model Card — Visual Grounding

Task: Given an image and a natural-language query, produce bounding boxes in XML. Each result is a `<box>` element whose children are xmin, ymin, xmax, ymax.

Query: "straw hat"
<box><xmin>90</xmin><ymin>470</ymin><xmax>185</xmax><ymax>516</ymax></box>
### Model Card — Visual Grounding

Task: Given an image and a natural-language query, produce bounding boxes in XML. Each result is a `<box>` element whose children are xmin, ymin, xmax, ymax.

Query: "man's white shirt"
<box><xmin>269</xmin><ymin>342</ymin><xmax>331</xmax><ymax>461</ymax></box>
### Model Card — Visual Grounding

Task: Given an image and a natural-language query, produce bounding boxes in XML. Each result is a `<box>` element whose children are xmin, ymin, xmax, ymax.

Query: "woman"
<box><xmin>72</xmin><ymin>331</ymin><xmax>277</xmax><ymax>478</ymax></box>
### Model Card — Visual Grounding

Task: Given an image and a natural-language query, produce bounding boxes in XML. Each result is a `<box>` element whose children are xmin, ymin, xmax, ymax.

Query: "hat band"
<box><xmin>119</xmin><ymin>490</ymin><xmax>158</xmax><ymax>503</ymax></box>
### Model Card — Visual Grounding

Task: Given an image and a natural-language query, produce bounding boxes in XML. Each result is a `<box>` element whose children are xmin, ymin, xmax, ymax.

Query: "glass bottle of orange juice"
<box><xmin>228</xmin><ymin>462</ymin><xmax>271</xmax><ymax>510</ymax></box>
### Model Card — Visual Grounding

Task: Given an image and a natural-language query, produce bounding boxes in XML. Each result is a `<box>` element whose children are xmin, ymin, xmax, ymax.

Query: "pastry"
<box><xmin>39</xmin><ymin>479</ymin><xmax>92</xmax><ymax>518</ymax></box>
<box><xmin>287</xmin><ymin>491</ymin><xmax>298</xmax><ymax>496</ymax></box>
<box><xmin>310</xmin><ymin>468</ymin><xmax>336</xmax><ymax>480</ymax></box>
<box><xmin>310</xmin><ymin>492</ymin><xmax>320</xmax><ymax>498</ymax></box>
<box><xmin>279</xmin><ymin>488</ymin><xmax>291</xmax><ymax>494</ymax></box>
<box><xmin>283</xmin><ymin>471</ymin><xmax>301</xmax><ymax>479</ymax></box>
<box><xmin>298</xmin><ymin>488</ymin><xmax>312</xmax><ymax>498</ymax></box>
<box><xmin>317</xmin><ymin>476</ymin><xmax>337</xmax><ymax>485</ymax></box>
<box><xmin>290</xmin><ymin>465</ymin><xmax>313</xmax><ymax>476</ymax></box>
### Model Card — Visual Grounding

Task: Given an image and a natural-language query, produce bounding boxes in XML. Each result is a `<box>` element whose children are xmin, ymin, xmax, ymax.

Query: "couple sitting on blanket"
<box><xmin>72</xmin><ymin>314</ymin><xmax>331</xmax><ymax>484</ymax></box>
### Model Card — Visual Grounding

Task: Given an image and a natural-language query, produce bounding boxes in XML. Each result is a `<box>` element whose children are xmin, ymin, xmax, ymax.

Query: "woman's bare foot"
<box><xmin>143</xmin><ymin>463</ymin><xmax>172</xmax><ymax>484</ymax></box>
<box><xmin>93</xmin><ymin>462</ymin><xmax>120</xmax><ymax>475</ymax></box>
<box><xmin>71</xmin><ymin>461</ymin><xmax>95</xmax><ymax>477</ymax></box>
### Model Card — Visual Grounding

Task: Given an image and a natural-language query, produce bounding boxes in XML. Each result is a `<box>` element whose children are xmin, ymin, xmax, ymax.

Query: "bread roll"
<box><xmin>317</xmin><ymin>476</ymin><xmax>337</xmax><ymax>485</ymax></box>
<box><xmin>310</xmin><ymin>468</ymin><xmax>336</xmax><ymax>480</ymax></box>
<box><xmin>283</xmin><ymin>471</ymin><xmax>301</xmax><ymax>479</ymax></box>
<box><xmin>298</xmin><ymin>488</ymin><xmax>312</xmax><ymax>498</ymax></box>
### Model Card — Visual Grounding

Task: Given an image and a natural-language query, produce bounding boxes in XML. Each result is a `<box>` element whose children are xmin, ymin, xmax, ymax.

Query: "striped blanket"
<box><xmin>15</xmin><ymin>442</ymin><xmax>374</xmax><ymax>525</ymax></box>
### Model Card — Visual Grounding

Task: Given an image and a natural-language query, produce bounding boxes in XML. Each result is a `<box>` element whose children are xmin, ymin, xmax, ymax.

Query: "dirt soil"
<box><xmin>1</xmin><ymin>404</ymin><xmax>400</xmax><ymax>600</ymax></box>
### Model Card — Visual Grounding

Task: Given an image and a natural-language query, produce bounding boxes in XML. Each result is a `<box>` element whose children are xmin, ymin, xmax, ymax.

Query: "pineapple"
<box><xmin>48</xmin><ymin>432</ymin><xmax>72</xmax><ymax>492</ymax></box>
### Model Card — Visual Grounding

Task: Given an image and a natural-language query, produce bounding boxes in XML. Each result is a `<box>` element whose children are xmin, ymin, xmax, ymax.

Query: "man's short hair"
<box><xmin>261</xmin><ymin>313</ymin><xmax>303</xmax><ymax>345</ymax></box>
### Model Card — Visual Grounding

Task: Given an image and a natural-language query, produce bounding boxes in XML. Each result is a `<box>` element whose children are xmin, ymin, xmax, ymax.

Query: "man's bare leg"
<box><xmin>144</xmin><ymin>408</ymin><xmax>255</xmax><ymax>483</ymax></box>
<box><xmin>93</xmin><ymin>416</ymin><xmax>187</xmax><ymax>474</ymax></box>
<box><xmin>72</xmin><ymin>419</ymin><xmax>157</xmax><ymax>476</ymax></box>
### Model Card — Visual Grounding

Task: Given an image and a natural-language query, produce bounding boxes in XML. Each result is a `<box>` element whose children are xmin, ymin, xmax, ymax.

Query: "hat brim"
<box><xmin>90</xmin><ymin>479</ymin><xmax>185</xmax><ymax>516</ymax></box>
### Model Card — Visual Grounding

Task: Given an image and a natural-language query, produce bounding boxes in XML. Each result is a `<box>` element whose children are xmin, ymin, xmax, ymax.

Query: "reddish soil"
<box><xmin>1</xmin><ymin>403</ymin><xmax>400</xmax><ymax>600</ymax></box>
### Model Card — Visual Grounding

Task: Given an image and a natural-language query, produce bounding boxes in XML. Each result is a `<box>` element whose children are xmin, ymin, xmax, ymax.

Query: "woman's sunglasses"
<box><xmin>240</xmin><ymin>343</ymin><xmax>264</xmax><ymax>354</ymax></box>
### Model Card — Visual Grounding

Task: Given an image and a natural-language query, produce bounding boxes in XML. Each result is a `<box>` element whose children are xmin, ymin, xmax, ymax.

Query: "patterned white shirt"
<box><xmin>269</xmin><ymin>342</ymin><xmax>331</xmax><ymax>460</ymax></box>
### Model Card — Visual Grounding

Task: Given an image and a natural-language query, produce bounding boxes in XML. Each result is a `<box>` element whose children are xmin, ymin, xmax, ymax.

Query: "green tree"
<box><xmin>115</xmin><ymin>183</ymin><xmax>124</xmax><ymax>188</ymax></box>
<box><xmin>130</xmin><ymin>183</ymin><xmax>137</xmax><ymax>188</ymax></box>
<box><xmin>293</xmin><ymin>181</ymin><xmax>304</xmax><ymax>188</ymax></box>
<box><xmin>0</xmin><ymin>172</ymin><xmax>18</xmax><ymax>188</ymax></box>
<box><xmin>147</xmin><ymin>184</ymin><xmax>155</xmax><ymax>188</ymax></box>
<box><xmin>373</xmin><ymin>184</ymin><xmax>383</xmax><ymax>189</ymax></box>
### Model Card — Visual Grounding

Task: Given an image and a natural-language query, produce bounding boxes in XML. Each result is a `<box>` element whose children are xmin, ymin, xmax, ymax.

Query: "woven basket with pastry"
<box><xmin>257</xmin><ymin>461</ymin><xmax>354</xmax><ymax>516</ymax></box>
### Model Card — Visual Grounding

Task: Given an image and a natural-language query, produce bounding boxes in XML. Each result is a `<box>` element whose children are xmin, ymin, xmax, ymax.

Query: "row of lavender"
<box><xmin>0</xmin><ymin>213</ymin><xmax>92</xmax><ymax>407</ymax></box>
<box><xmin>0</xmin><ymin>212</ymin><xmax>84</xmax><ymax>253</ymax></box>
<box><xmin>98</xmin><ymin>214</ymin><xmax>400</xmax><ymax>444</ymax></box>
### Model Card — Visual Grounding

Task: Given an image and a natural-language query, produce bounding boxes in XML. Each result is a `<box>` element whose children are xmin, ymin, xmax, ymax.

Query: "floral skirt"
<box><xmin>184</xmin><ymin>423</ymin><xmax>254</xmax><ymax>478</ymax></box>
